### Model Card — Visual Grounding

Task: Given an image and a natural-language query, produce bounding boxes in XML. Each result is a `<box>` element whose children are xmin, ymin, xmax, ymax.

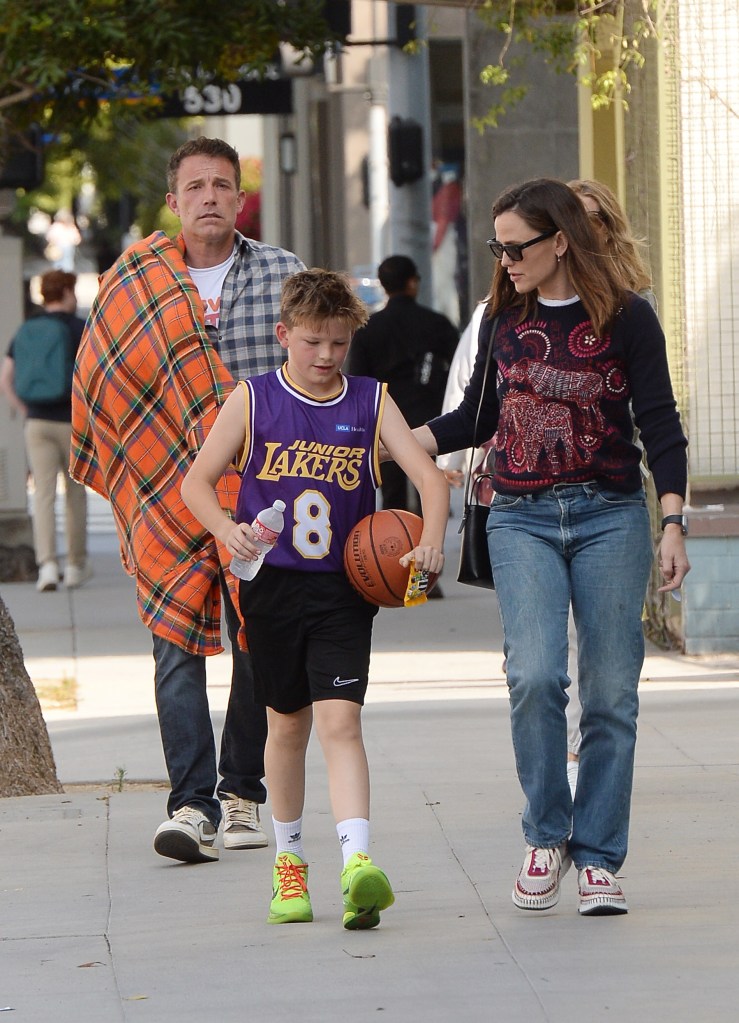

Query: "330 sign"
<box><xmin>156</xmin><ymin>78</ymin><xmax>292</xmax><ymax>117</ymax></box>
<box><xmin>180</xmin><ymin>84</ymin><xmax>243</xmax><ymax>115</ymax></box>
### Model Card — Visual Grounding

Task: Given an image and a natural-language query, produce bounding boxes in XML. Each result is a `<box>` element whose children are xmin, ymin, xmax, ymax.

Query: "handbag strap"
<box><xmin>460</xmin><ymin>314</ymin><xmax>499</xmax><ymax>524</ymax></box>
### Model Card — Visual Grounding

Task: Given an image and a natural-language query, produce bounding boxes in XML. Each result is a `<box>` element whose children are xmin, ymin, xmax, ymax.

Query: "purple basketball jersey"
<box><xmin>235</xmin><ymin>368</ymin><xmax>386</xmax><ymax>572</ymax></box>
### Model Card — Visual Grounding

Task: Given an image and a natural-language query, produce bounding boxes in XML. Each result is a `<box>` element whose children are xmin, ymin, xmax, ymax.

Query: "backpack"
<box><xmin>13</xmin><ymin>315</ymin><xmax>75</xmax><ymax>404</ymax></box>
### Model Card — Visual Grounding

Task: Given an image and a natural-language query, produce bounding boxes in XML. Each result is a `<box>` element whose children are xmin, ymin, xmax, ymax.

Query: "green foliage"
<box><xmin>474</xmin><ymin>0</ymin><xmax>667</xmax><ymax>125</ymax></box>
<box><xmin>10</xmin><ymin>112</ymin><xmax>187</xmax><ymax>252</ymax></box>
<box><xmin>240</xmin><ymin>156</ymin><xmax>262</xmax><ymax>195</ymax></box>
<box><xmin>0</xmin><ymin>0</ymin><xmax>312</xmax><ymax>252</ymax></box>
<box><xmin>65</xmin><ymin>111</ymin><xmax>188</xmax><ymax>235</ymax></box>
<box><xmin>113</xmin><ymin>765</ymin><xmax>127</xmax><ymax>792</ymax></box>
<box><xmin>0</xmin><ymin>0</ymin><xmax>338</xmax><ymax>145</ymax></box>
<box><xmin>156</xmin><ymin>202</ymin><xmax>182</xmax><ymax>239</ymax></box>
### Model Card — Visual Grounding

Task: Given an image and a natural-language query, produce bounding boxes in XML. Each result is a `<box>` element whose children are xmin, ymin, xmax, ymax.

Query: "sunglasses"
<box><xmin>486</xmin><ymin>228</ymin><xmax>558</xmax><ymax>262</ymax></box>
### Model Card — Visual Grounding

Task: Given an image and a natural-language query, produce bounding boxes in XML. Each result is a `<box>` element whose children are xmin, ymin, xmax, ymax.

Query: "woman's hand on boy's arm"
<box><xmin>379</xmin><ymin>398</ymin><xmax>449</xmax><ymax>568</ymax></box>
<box><xmin>443</xmin><ymin>468</ymin><xmax>464</xmax><ymax>488</ymax></box>
<box><xmin>379</xmin><ymin>424</ymin><xmax>438</xmax><ymax>464</ymax></box>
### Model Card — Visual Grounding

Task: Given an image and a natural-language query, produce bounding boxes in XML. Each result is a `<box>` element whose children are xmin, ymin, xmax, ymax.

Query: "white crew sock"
<box><xmin>336</xmin><ymin>818</ymin><xmax>370</xmax><ymax>866</ymax></box>
<box><xmin>272</xmin><ymin>816</ymin><xmax>305</xmax><ymax>860</ymax></box>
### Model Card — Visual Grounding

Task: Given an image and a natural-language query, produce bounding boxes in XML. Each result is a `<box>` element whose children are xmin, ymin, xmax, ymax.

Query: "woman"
<box><xmin>564</xmin><ymin>179</ymin><xmax>660</xmax><ymax>794</ymax></box>
<box><xmin>569</xmin><ymin>178</ymin><xmax>655</xmax><ymax>303</ymax></box>
<box><xmin>414</xmin><ymin>178</ymin><xmax>690</xmax><ymax>916</ymax></box>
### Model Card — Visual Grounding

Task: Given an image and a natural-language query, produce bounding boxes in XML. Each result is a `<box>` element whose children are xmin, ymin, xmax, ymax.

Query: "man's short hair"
<box><xmin>377</xmin><ymin>255</ymin><xmax>418</xmax><ymax>294</ymax></box>
<box><xmin>40</xmin><ymin>270</ymin><xmax>76</xmax><ymax>304</ymax></box>
<box><xmin>280</xmin><ymin>268</ymin><xmax>368</xmax><ymax>332</ymax></box>
<box><xmin>167</xmin><ymin>137</ymin><xmax>241</xmax><ymax>193</ymax></box>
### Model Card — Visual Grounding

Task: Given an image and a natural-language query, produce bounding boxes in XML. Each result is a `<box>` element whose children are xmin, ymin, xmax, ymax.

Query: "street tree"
<box><xmin>0</xmin><ymin>595</ymin><xmax>63</xmax><ymax>797</ymax></box>
<box><xmin>0</xmin><ymin>0</ymin><xmax>340</xmax><ymax>151</ymax></box>
<box><xmin>424</xmin><ymin>0</ymin><xmax>737</xmax><ymax>127</ymax></box>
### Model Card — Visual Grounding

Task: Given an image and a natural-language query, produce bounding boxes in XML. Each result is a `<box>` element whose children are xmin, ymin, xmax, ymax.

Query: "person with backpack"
<box><xmin>1</xmin><ymin>270</ymin><xmax>90</xmax><ymax>592</ymax></box>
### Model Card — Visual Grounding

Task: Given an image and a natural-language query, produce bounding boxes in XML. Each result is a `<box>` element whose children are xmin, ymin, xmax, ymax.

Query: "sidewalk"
<box><xmin>1</xmin><ymin>493</ymin><xmax>738</xmax><ymax>1022</ymax></box>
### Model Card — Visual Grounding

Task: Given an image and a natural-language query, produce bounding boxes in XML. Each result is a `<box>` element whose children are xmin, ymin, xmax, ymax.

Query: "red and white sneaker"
<box><xmin>577</xmin><ymin>866</ymin><xmax>628</xmax><ymax>916</ymax></box>
<box><xmin>512</xmin><ymin>843</ymin><xmax>571</xmax><ymax>910</ymax></box>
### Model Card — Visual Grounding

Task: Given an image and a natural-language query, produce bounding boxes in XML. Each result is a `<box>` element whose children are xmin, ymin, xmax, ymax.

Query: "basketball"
<box><xmin>344</xmin><ymin>509</ymin><xmax>436</xmax><ymax>608</ymax></box>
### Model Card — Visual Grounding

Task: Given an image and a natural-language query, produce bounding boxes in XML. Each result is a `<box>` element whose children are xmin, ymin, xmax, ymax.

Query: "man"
<box><xmin>70</xmin><ymin>137</ymin><xmax>304</xmax><ymax>863</ymax></box>
<box><xmin>346</xmin><ymin>255</ymin><xmax>458</xmax><ymax>516</ymax></box>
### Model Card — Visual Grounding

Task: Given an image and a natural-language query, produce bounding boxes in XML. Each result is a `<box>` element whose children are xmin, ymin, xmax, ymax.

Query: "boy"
<box><xmin>182</xmin><ymin>268</ymin><xmax>448</xmax><ymax>928</ymax></box>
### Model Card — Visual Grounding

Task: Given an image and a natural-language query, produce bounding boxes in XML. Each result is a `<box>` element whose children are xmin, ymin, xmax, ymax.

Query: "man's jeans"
<box><xmin>488</xmin><ymin>482</ymin><xmax>653</xmax><ymax>872</ymax></box>
<box><xmin>152</xmin><ymin>577</ymin><xmax>267</xmax><ymax>826</ymax></box>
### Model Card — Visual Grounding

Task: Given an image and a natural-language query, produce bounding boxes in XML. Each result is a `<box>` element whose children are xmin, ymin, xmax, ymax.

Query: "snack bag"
<box><xmin>404</xmin><ymin>560</ymin><xmax>430</xmax><ymax>607</ymax></box>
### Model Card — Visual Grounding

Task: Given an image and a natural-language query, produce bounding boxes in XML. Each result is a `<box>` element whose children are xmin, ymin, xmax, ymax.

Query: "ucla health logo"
<box><xmin>336</xmin><ymin>424</ymin><xmax>365</xmax><ymax>433</ymax></box>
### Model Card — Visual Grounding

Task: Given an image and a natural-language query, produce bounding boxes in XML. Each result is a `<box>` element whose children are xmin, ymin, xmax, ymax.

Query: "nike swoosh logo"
<box><xmin>333</xmin><ymin>676</ymin><xmax>359</xmax><ymax>687</ymax></box>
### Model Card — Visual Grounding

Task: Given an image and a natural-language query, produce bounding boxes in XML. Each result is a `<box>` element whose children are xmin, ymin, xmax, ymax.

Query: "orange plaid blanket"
<box><xmin>70</xmin><ymin>231</ymin><xmax>242</xmax><ymax>655</ymax></box>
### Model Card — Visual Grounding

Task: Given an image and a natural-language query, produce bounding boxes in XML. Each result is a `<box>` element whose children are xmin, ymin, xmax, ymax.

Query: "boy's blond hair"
<box><xmin>280</xmin><ymin>268</ymin><xmax>368</xmax><ymax>332</ymax></box>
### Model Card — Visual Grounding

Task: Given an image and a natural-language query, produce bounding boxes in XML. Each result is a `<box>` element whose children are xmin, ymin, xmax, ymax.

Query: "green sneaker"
<box><xmin>341</xmin><ymin>852</ymin><xmax>395</xmax><ymax>930</ymax></box>
<box><xmin>267</xmin><ymin>853</ymin><xmax>313</xmax><ymax>924</ymax></box>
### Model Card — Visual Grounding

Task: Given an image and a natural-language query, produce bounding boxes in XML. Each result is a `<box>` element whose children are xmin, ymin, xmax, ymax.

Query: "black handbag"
<box><xmin>457</xmin><ymin>482</ymin><xmax>495</xmax><ymax>588</ymax></box>
<box><xmin>456</xmin><ymin>314</ymin><xmax>499</xmax><ymax>589</ymax></box>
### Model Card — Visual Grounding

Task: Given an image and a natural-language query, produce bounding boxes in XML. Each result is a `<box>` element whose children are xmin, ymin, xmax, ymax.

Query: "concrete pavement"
<box><xmin>1</xmin><ymin>492</ymin><xmax>738</xmax><ymax>1022</ymax></box>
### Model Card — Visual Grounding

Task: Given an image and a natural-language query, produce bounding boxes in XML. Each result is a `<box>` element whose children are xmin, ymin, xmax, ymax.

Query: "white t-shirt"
<box><xmin>436</xmin><ymin>301</ymin><xmax>486</xmax><ymax>473</ymax></box>
<box><xmin>187</xmin><ymin>250</ymin><xmax>235</xmax><ymax>330</ymax></box>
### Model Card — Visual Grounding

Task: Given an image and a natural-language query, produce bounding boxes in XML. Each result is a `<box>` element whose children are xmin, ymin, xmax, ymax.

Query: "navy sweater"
<box><xmin>428</xmin><ymin>294</ymin><xmax>687</xmax><ymax>498</ymax></box>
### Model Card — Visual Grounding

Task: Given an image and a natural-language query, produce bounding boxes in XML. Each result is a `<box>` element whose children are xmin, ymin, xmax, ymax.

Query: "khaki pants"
<box><xmin>24</xmin><ymin>418</ymin><xmax>87</xmax><ymax>567</ymax></box>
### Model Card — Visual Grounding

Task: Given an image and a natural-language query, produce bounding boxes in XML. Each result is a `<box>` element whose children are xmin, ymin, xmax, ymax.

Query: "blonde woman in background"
<box><xmin>564</xmin><ymin>178</ymin><xmax>659</xmax><ymax>795</ymax></box>
<box><xmin>569</xmin><ymin>178</ymin><xmax>656</xmax><ymax>309</ymax></box>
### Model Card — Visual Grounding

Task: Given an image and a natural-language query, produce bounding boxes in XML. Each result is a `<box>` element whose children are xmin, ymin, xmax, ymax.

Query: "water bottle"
<box><xmin>230</xmin><ymin>500</ymin><xmax>286</xmax><ymax>581</ymax></box>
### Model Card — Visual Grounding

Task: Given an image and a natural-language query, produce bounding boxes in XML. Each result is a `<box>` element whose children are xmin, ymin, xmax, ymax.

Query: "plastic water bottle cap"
<box><xmin>274</xmin><ymin>500</ymin><xmax>286</xmax><ymax>512</ymax></box>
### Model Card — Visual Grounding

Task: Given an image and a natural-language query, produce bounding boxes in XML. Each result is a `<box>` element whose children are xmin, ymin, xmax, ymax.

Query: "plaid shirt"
<box><xmin>213</xmin><ymin>233</ymin><xmax>304</xmax><ymax>379</ymax></box>
<box><xmin>70</xmin><ymin>231</ymin><xmax>301</xmax><ymax>655</ymax></box>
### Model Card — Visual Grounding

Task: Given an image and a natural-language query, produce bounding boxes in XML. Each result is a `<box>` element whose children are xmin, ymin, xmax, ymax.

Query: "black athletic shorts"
<box><xmin>239</xmin><ymin>565</ymin><xmax>379</xmax><ymax>714</ymax></box>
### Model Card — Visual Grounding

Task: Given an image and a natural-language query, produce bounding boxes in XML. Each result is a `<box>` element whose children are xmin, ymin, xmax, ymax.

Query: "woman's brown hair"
<box><xmin>487</xmin><ymin>178</ymin><xmax>627</xmax><ymax>336</ymax></box>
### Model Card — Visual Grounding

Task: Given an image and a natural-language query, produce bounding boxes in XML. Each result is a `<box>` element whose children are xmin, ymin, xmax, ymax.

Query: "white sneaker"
<box><xmin>64</xmin><ymin>562</ymin><xmax>92</xmax><ymax>588</ymax></box>
<box><xmin>512</xmin><ymin>842</ymin><xmax>571</xmax><ymax>910</ymax></box>
<box><xmin>153</xmin><ymin>806</ymin><xmax>219</xmax><ymax>863</ymax></box>
<box><xmin>36</xmin><ymin>561</ymin><xmax>59</xmax><ymax>593</ymax></box>
<box><xmin>578</xmin><ymin>866</ymin><xmax>628</xmax><ymax>916</ymax></box>
<box><xmin>220</xmin><ymin>793</ymin><xmax>269</xmax><ymax>849</ymax></box>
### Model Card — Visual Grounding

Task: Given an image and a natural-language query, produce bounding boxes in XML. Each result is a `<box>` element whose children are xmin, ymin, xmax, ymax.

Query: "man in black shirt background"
<box><xmin>346</xmin><ymin>255</ymin><xmax>458</xmax><ymax>516</ymax></box>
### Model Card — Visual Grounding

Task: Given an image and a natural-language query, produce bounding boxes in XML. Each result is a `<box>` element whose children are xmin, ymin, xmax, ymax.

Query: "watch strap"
<box><xmin>661</xmin><ymin>514</ymin><xmax>687</xmax><ymax>535</ymax></box>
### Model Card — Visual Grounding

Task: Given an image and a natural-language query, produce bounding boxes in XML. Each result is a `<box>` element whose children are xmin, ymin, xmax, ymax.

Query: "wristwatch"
<box><xmin>661</xmin><ymin>514</ymin><xmax>688</xmax><ymax>536</ymax></box>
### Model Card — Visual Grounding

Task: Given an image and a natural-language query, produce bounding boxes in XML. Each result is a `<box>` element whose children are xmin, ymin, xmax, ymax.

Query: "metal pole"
<box><xmin>387</xmin><ymin>4</ymin><xmax>433</xmax><ymax>306</ymax></box>
<box><xmin>368</xmin><ymin>98</ymin><xmax>390</xmax><ymax>270</ymax></box>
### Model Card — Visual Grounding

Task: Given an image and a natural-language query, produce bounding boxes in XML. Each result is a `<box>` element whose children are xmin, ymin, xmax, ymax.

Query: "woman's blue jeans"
<box><xmin>488</xmin><ymin>482</ymin><xmax>653</xmax><ymax>872</ymax></box>
<box><xmin>152</xmin><ymin>576</ymin><xmax>267</xmax><ymax>826</ymax></box>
